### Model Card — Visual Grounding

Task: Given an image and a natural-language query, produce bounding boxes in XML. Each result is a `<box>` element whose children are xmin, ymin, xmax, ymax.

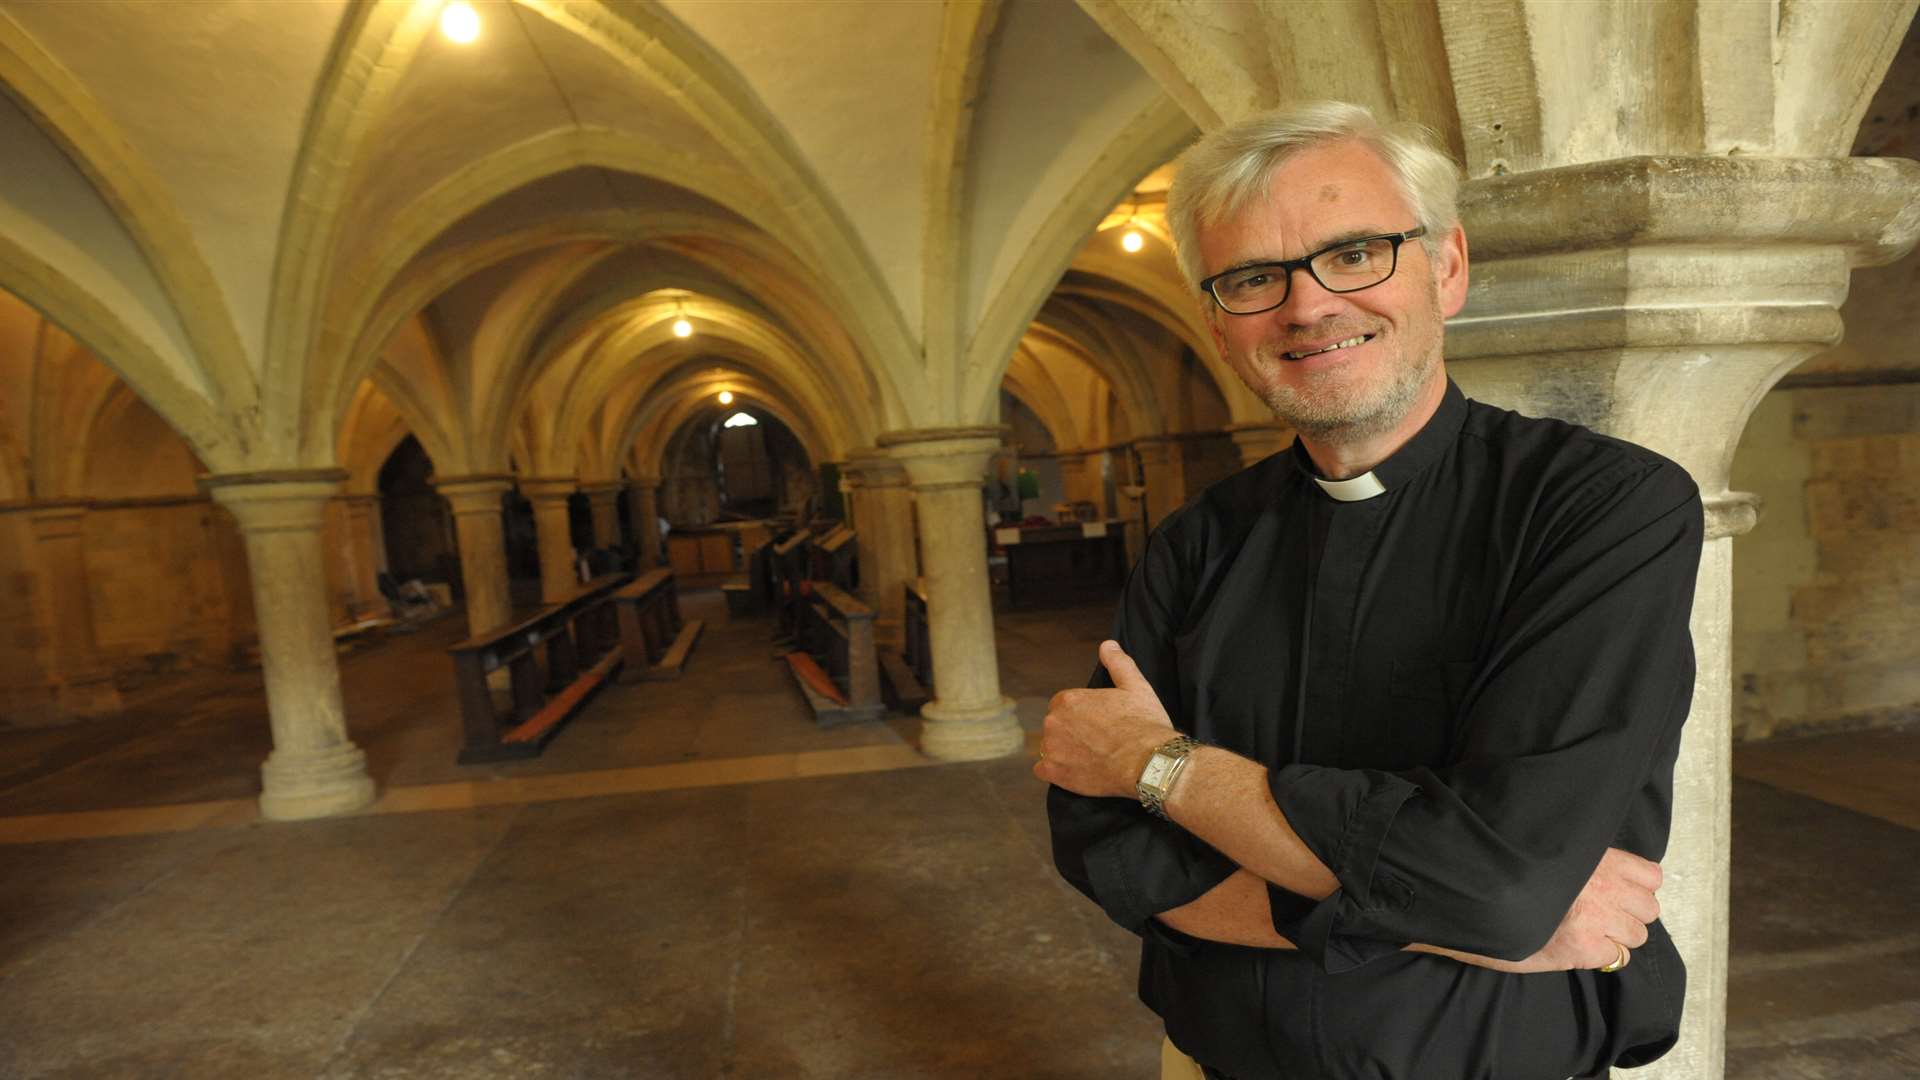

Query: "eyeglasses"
<box><xmin>1199</xmin><ymin>226</ymin><xmax>1427</xmax><ymax>315</ymax></box>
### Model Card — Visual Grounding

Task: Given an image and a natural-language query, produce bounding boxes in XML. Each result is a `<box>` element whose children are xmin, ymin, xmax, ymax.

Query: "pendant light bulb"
<box><xmin>440</xmin><ymin>1</ymin><xmax>481</xmax><ymax>44</ymax></box>
<box><xmin>672</xmin><ymin>316</ymin><xmax>693</xmax><ymax>338</ymax></box>
<box><xmin>1121</xmin><ymin>228</ymin><xmax>1145</xmax><ymax>253</ymax></box>
<box><xmin>718</xmin><ymin>390</ymin><xmax>734</xmax><ymax>406</ymax></box>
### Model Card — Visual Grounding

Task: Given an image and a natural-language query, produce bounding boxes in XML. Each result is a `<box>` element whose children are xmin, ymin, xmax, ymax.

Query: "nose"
<box><xmin>1269</xmin><ymin>264</ymin><xmax>1346</xmax><ymax>327</ymax></box>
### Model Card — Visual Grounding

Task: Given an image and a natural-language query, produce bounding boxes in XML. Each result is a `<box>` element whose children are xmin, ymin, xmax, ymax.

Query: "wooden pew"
<box><xmin>769</xmin><ymin>528</ymin><xmax>812</xmax><ymax>642</ymax></box>
<box><xmin>448</xmin><ymin>572</ymin><xmax>631</xmax><ymax>764</ymax></box>
<box><xmin>612</xmin><ymin>567</ymin><xmax>704</xmax><ymax>681</ymax></box>
<box><xmin>810</xmin><ymin>524</ymin><xmax>858</xmax><ymax>592</ymax></box>
<box><xmin>882</xmin><ymin>577</ymin><xmax>933</xmax><ymax>712</ymax></box>
<box><xmin>784</xmin><ymin>580</ymin><xmax>883</xmax><ymax>726</ymax></box>
<box><xmin>722</xmin><ymin>535</ymin><xmax>773</xmax><ymax>616</ymax></box>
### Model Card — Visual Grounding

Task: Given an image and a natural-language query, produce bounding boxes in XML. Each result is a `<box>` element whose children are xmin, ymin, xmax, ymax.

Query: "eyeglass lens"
<box><xmin>1212</xmin><ymin>236</ymin><xmax>1401</xmax><ymax>314</ymax></box>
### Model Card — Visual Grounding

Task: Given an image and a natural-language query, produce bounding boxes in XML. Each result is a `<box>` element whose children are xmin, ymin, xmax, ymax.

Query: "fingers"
<box><xmin>1099</xmin><ymin>640</ymin><xmax>1152</xmax><ymax>693</ymax></box>
<box><xmin>1599</xmin><ymin>847</ymin><xmax>1664</xmax><ymax>892</ymax></box>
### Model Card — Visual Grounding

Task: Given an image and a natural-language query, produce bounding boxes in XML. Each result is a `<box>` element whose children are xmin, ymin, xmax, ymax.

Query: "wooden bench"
<box><xmin>722</xmin><ymin>535</ymin><xmax>773</xmax><ymax>616</ymax></box>
<box><xmin>770</xmin><ymin>528</ymin><xmax>812</xmax><ymax>643</ymax></box>
<box><xmin>810</xmin><ymin>524</ymin><xmax>858</xmax><ymax>592</ymax></box>
<box><xmin>784</xmin><ymin>580</ymin><xmax>883</xmax><ymax>726</ymax></box>
<box><xmin>612</xmin><ymin>567</ymin><xmax>704</xmax><ymax>681</ymax></box>
<box><xmin>881</xmin><ymin>577</ymin><xmax>933</xmax><ymax>712</ymax></box>
<box><xmin>448</xmin><ymin>572</ymin><xmax>631</xmax><ymax>764</ymax></box>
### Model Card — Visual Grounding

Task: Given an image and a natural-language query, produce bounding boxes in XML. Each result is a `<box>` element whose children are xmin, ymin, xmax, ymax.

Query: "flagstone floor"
<box><xmin>0</xmin><ymin>589</ymin><xmax>1913</xmax><ymax>1078</ymax></box>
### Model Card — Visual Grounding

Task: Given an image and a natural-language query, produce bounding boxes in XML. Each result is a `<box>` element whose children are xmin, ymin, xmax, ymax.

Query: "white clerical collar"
<box><xmin>1313</xmin><ymin>471</ymin><xmax>1387</xmax><ymax>502</ymax></box>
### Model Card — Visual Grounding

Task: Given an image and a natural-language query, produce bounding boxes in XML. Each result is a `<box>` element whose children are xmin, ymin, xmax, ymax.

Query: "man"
<box><xmin>1038</xmin><ymin>101</ymin><xmax>1700</xmax><ymax>1080</ymax></box>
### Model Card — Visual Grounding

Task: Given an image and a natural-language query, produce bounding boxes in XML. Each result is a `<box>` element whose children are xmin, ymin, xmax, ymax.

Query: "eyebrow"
<box><xmin>1215</xmin><ymin>227</ymin><xmax>1393</xmax><ymax>277</ymax></box>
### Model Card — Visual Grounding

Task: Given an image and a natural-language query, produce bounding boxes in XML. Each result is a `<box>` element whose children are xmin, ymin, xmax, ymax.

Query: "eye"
<box><xmin>1330</xmin><ymin>245</ymin><xmax>1373</xmax><ymax>268</ymax></box>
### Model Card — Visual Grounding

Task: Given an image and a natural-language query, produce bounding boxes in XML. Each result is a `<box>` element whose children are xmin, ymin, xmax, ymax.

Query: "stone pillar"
<box><xmin>879</xmin><ymin>427</ymin><xmax>1023</xmax><ymax>761</ymax></box>
<box><xmin>338</xmin><ymin>495</ymin><xmax>386</xmax><ymax>617</ymax></box>
<box><xmin>1226</xmin><ymin>422</ymin><xmax>1294</xmax><ymax>470</ymax></box>
<box><xmin>202</xmin><ymin>470</ymin><xmax>375</xmax><ymax>821</ymax></box>
<box><xmin>843</xmin><ymin>449</ymin><xmax>917</xmax><ymax>648</ymax></box>
<box><xmin>434</xmin><ymin>475</ymin><xmax>514</xmax><ymax>638</ymax></box>
<box><xmin>519</xmin><ymin>476</ymin><xmax>579</xmax><ymax>604</ymax></box>
<box><xmin>627</xmin><ymin>475</ymin><xmax>663</xmax><ymax>568</ymax></box>
<box><xmin>1132</xmin><ymin>435</ymin><xmax>1187</xmax><ymax>531</ymax></box>
<box><xmin>1449</xmin><ymin>156</ymin><xmax>1920</xmax><ymax>1080</ymax></box>
<box><xmin>1056</xmin><ymin>450</ymin><xmax>1102</xmax><ymax>515</ymax></box>
<box><xmin>582</xmin><ymin>483</ymin><xmax>622</xmax><ymax>549</ymax></box>
<box><xmin>26</xmin><ymin>505</ymin><xmax>120</xmax><ymax>717</ymax></box>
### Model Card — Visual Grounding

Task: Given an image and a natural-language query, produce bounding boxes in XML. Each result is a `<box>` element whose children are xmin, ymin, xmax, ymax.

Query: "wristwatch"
<box><xmin>1137</xmin><ymin>735</ymin><xmax>1201</xmax><ymax>819</ymax></box>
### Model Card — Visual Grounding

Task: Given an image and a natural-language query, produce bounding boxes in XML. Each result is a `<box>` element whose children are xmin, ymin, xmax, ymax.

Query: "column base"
<box><xmin>920</xmin><ymin>695</ymin><xmax>1023</xmax><ymax>761</ymax></box>
<box><xmin>258</xmin><ymin>743</ymin><xmax>376</xmax><ymax>821</ymax></box>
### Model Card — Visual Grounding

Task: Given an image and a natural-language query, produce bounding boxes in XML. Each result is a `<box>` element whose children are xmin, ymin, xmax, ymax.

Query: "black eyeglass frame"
<box><xmin>1198</xmin><ymin>226</ymin><xmax>1429</xmax><ymax>316</ymax></box>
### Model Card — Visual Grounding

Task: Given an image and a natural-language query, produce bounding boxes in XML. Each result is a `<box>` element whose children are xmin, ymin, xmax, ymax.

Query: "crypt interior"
<box><xmin>1</xmin><ymin>2</ymin><xmax>1918</xmax><ymax>1078</ymax></box>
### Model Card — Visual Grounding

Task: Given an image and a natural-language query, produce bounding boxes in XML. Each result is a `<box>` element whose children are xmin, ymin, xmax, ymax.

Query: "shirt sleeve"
<box><xmin>1047</xmin><ymin>518</ymin><xmax>1240</xmax><ymax>940</ymax></box>
<box><xmin>1268</xmin><ymin>458</ymin><xmax>1703</xmax><ymax>971</ymax></box>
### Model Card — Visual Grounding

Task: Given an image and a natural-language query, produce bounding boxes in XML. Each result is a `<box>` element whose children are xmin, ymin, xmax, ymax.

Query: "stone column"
<box><xmin>1132</xmin><ymin>435</ymin><xmax>1187</xmax><ymax>531</ymax></box>
<box><xmin>879</xmin><ymin>427</ymin><xmax>1023</xmax><ymax>761</ymax></box>
<box><xmin>1055</xmin><ymin>450</ymin><xmax>1102</xmax><ymax>515</ymax></box>
<box><xmin>1226</xmin><ymin>422</ymin><xmax>1294</xmax><ymax>470</ymax></box>
<box><xmin>843</xmin><ymin>448</ymin><xmax>917</xmax><ymax>648</ymax></box>
<box><xmin>1450</xmin><ymin>156</ymin><xmax>1920</xmax><ymax>1080</ymax></box>
<box><xmin>627</xmin><ymin>474</ymin><xmax>663</xmax><ymax>567</ymax></box>
<box><xmin>338</xmin><ymin>495</ymin><xmax>386</xmax><ymax>617</ymax></box>
<box><xmin>519</xmin><ymin>476</ymin><xmax>580</xmax><ymax>604</ymax></box>
<box><xmin>26</xmin><ymin>504</ymin><xmax>120</xmax><ymax>717</ymax></box>
<box><xmin>582</xmin><ymin>483</ymin><xmax>623</xmax><ymax>549</ymax></box>
<box><xmin>434</xmin><ymin>475</ymin><xmax>514</xmax><ymax>638</ymax></box>
<box><xmin>202</xmin><ymin>470</ymin><xmax>375</xmax><ymax>821</ymax></box>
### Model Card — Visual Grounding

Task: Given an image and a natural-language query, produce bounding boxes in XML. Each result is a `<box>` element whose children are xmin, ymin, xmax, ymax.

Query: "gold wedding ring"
<box><xmin>1599</xmin><ymin>942</ymin><xmax>1630</xmax><ymax>974</ymax></box>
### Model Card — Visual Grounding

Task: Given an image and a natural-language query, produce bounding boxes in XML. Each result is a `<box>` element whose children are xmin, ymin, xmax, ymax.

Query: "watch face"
<box><xmin>1140</xmin><ymin>753</ymin><xmax>1174</xmax><ymax>791</ymax></box>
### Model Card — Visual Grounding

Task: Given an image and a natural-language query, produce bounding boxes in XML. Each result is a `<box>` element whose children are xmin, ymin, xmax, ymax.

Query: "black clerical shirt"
<box><xmin>1048</xmin><ymin>381</ymin><xmax>1701</xmax><ymax>1080</ymax></box>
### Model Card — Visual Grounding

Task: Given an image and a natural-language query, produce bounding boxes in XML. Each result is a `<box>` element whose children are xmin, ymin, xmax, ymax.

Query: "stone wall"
<box><xmin>1732</xmin><ymin>384</ymin><xmax>1920</xmax><ymax>739</ymax></box>
<box><xmin>1729</xmin><ymin>27</ymin><xmax>1920</xmax><ymax>741</ymax></box>
<box><xmin>84</xmin><ymin>498</ymin><xmax>253</xmax><ymax>676</ymax></box>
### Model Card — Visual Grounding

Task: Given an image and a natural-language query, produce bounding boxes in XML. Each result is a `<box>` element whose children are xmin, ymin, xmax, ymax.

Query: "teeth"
<box><xmin>1286</xmin><ymin>335</ymin><xmax>1369</xmax><ymax>360</ymax></box>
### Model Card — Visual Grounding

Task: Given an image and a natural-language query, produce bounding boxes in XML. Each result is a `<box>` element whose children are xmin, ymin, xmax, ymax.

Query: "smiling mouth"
<box><xmin>1283</xmin><ymin>334</ymin><xmax>1374</xmax><ymax>361</ymax></box>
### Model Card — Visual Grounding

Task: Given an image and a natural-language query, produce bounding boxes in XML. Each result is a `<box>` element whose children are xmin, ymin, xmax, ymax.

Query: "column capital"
<box><xmin>1450</xmin><ymin>153</ymin><xmax>1920</xmax><ymax>491</ymax></box>
<box><xmin>580</xmin><ymin>481</ymin><xmax>624</xmax><ymax>498</ymax></box>
<box><xmin>1131</xmin><ymin>435</ymin><xmax>1181</xmax><ymax>465</ymax></box>
<box><xmin>517</xmin><ymin>475</ymin><xmax>578</xmax><ymax>502</ymax></box>
<box><xmin>435</xmin><ymin>476</ymin><xmax>513</xmax><ymax>516</ymax></box>
<box><xmin>628</xmin><ymin>473</ymin><xmax>662</xmax><ymax>489</ymax></box>
<box><xmin>841</xmin><ymin>448</ymin><xmax>910</xmax><ymax>490</ymax></box>
<box><xmin>201</xmin><ymin>469</ymin><xmax>346</xmax><ymax>533</ymax></box>
<box><xmin>432</xmin><ymin>472</ymin><xmax>514</xmax><ymax>489</ymax></box>
<box><xmin>877</xmin><ymin>427</ymin><xmax>1007</xmax><ymax>490</ymax></box>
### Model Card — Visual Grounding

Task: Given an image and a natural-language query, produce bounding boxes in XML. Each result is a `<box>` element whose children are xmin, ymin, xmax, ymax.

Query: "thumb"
<box><xmin>1099</xmin><ymin>640</ymin><xmax>1152</xmax><ymax>693</ymax></box>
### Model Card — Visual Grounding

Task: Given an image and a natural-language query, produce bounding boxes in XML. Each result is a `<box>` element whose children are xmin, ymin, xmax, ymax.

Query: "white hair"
<box><xmin>1165</xmin><ymin>101</ymin><xmax>1461</xmax><ymax>291</ymax></box>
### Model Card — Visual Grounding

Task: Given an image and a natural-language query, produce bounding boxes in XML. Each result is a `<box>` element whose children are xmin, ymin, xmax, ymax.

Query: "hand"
<box><xmin>1033</xmin><ymin>640</ymin><xmax>1176</xmax><ymax>799</ymax></box>
<box><xmin>1452</xmin><ymin>847</ymin><xmax>1663</xmax><ymax>974</ymax></box>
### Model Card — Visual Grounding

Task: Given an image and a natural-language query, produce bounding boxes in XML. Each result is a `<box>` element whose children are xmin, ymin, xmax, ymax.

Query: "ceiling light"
<box><xmin>1121</xmin><ymin>229</ymin><xmax>1144</xmax><ymax>253</ymax></box>
<box><xmin>718</xmin><ymin>390</ymin><xmax>734</xmax><ymax>405</ymax></box>
<box><xmin>440</xmin><ymin>1</ymin><xmax>480</xmax><ymax>44</ymax></box>
<box><xmin>673</xmin><ymin>317</ymin><xmax>693</xmax><ymax>338</ymax></box>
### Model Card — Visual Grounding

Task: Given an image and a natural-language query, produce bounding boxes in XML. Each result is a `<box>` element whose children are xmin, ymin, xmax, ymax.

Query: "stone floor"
<box><xmin>0</xmin><ymin>589</ymin><xmax>1914</xmax><ymax>1078</ymax></box>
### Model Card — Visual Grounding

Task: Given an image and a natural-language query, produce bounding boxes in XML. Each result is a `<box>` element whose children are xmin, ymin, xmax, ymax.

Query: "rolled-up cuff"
<box><xmin>1268</xmin><ymin>763</ymin><xmax>1420</xmax><ymax>971</ymax></box>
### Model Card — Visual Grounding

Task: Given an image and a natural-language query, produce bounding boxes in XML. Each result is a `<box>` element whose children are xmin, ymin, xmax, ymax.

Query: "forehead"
<box><xmin>1199</xmin><ymin>140</ymin><xmax>1413</xmax><ymax>267</ymax></box>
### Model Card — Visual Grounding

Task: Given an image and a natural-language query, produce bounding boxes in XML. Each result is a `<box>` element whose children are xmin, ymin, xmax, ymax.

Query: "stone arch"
<box><xmin>1028</xmin><ymin>303</ymin><xmax>1164</xmax><ymax>438</ymax></box>
<box><xmin>0</xmin><ymin>12</ymin><xmax>255</xmax><ymax>423</ymax></box>
<box><xmin>957</xmin><ymin>95</ymin><xmax>1196</xmax><ymax>423</ymax></box>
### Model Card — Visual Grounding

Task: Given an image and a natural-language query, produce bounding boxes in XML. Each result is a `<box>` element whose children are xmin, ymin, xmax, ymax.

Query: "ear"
<box><xmin>1200</xmin><ymin>296</ymin><xmax>1229</xmax><ymax>358</ymax></box>
<box><xmin>1433</xmin><ymin>224</ymin><xmax>1470</xmax><ymax>318</ymax></box>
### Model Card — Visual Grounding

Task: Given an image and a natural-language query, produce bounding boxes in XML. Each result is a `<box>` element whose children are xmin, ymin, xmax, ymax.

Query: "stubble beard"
<box><xmin>1246</xmin><ymin>283</ymin><xmax>1445</xmax><ymax>441</ymax></box>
